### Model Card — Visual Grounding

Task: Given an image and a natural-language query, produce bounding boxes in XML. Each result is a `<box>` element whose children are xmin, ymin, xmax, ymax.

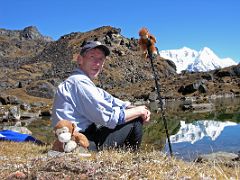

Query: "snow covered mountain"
<box><xmin>170</xmin><ymin>120</ymin><xmax>237</xmax><ymax>144</ymax></box>
<box><xmin>160</xmin><ymin>47</ymin><xmax>238</xmax><ymax>73</ymax></box>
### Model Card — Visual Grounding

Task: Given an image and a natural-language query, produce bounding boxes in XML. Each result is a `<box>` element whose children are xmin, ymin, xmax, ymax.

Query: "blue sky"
<box><xmin>1</xmin><ymin>0</ymin><xmax>240</xmax><ymax>62</ymax></box>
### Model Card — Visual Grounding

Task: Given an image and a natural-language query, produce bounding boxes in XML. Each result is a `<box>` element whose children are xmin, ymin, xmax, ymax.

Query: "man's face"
<box><xmin>78</xmin><ymin>48</ymin><xmax>106</xmax><ymax>79</ymax></box>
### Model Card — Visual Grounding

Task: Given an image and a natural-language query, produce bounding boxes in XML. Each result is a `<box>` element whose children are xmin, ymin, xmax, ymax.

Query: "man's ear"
<box><xmin>77</xmin><ymin>54</ymin><xmax>83</xmax><ymax>65</ymax></box>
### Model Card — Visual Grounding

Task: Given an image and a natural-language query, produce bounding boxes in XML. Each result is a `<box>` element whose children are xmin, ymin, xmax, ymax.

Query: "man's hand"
<box><xmin>138</xmin><ymin>106</ymin><xmax>151</xmax><ymax>123</ymax></box>
<box><xmin>124</xmin><ymin>105</ymin><xmax>151</xmax><ymax>123</ymax></box>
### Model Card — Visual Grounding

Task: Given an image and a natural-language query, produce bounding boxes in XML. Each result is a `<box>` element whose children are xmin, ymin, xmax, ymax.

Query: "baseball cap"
<box><xmin>80</xmin><ymin>41</ymin><xmax>110</xmax><ymax>56</ymax></box>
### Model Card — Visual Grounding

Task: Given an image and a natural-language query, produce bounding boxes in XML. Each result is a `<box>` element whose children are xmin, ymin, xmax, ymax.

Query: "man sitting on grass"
<box><xmin>52</xmin><ymin>41</ymin><xmax>151</xmax><ymax>151</ymax></box>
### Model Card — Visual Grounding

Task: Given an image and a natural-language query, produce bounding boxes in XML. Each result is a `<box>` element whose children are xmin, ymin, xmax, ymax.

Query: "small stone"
<box><xmin>47</xmin><ymin>150</ymin><xmax>65</xmax><ymax>158</ymax></box>
<box><xmin>6</xmin><ymin>171</ymin><xmax>26</xmax><ymax>179</ymax></box>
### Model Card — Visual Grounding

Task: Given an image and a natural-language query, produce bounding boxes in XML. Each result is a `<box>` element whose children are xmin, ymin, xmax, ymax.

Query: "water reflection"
<box><xmin>143</xmin><ymin>96</ymin><xmax>240</xmax><ymax>161</ymax></box>
<box><xmin>170</xmin><ymin>120</ymin><xmax>237</xmax><ymax>144</ymax></box>
<box><xmin>165</xmin><ymin>120</ymin><xmax>240</xmax><ymax>161</ymax></box>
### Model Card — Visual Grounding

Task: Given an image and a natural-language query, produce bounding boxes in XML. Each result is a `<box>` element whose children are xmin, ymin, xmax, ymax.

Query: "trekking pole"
<box><xmin>147</xmin><ymin>48</ymin><xmax>173</xmax><ymax>157</ymax></box>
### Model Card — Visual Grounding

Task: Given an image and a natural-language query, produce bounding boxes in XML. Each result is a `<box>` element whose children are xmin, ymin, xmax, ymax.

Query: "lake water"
<box><xmin>143</xmin><ymin>97</ymin><xmax>240</xmax><ymax>161</ymax></box>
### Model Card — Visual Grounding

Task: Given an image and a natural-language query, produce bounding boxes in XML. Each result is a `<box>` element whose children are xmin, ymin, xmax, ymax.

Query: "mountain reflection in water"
<box><xmin>143</xmin><ymin>97</ymin><xmax>240</xmax><ymax>161</ymax></box>
<box><xmin>165</xmin><ymin>120</ymin><xmax>240</xmax><ymax>161</ymax></box>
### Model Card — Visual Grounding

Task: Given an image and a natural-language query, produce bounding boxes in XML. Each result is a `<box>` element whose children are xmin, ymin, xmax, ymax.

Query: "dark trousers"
<box><xmin>82</xmin><ymin>118</ymin><xmax>143</xmax><ymax>151</ymax></box>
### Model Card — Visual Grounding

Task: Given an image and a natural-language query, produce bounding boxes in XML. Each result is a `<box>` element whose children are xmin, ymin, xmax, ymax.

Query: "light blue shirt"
<box><xmin>51</xmin><ymin>68</ymin><xmax>130</xmax><ymax>132</ymax></box>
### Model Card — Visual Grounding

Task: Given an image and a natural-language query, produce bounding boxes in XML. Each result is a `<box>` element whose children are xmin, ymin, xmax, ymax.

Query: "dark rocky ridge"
<box><xmin>0</xmin><ymin>26</ymin><xmax>52</xmax><ymax>59</ymax></box>
<box><xmin>0</xmin><ymin>26</ymin><xmax>239</xmax><ymax>103</ymax></box>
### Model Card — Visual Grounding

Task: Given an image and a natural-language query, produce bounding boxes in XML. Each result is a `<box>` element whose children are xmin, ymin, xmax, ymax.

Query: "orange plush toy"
<box><xmin>138</xmin><ymin>27</ymin><xmax>158</xmax><ymax>59</ymax></box>
<box><xmin>52</xmin><ymin>120</ymin><xmax>89</xmax><ymax>153</ymax></box>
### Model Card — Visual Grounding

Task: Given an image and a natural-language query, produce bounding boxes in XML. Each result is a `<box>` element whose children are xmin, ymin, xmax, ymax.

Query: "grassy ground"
<box><xmin>0</xmin><ymin>141</ymin><xmax>239</xmax><ymax>179</ymax></box>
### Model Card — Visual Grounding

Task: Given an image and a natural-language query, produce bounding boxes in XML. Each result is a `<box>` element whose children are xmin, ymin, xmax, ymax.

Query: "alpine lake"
<box><xmin>28</xmin><ymin>96</ymin><xmax>240</xmax><ymax>161</ymax></box>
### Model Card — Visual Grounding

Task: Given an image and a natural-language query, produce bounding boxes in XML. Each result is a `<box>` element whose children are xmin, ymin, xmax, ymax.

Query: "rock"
<box><xmin>0</xmin><ymin>94</ymin><xmax>8</xmax><ymax>105</ymax></box>
<box><xmin>112</xmin><ymin>48</ymin><xmax>125</xmax><ymax>56</ymax></box>
<box><xmin>20</xmin><ymin>26</ymin><xmax>53</xmax><ymax>41</ymax></box>
<box><xmin>111</xmin><ymin>34</ymin><xmax>122</xmax><ymax>45</ymax></box>
<box><xmin>214</xmin><ymin>69</ymin><xmax>234</xmax><ymax>78</ymax></box>
<box><xmin>165</xmin><ymin>59</ymin><xmax>177</xmax><ymax>72</ymax></box>
<box><xmin>149</xmin><ymin>101</ymin><xmax>160</xmax><ymax>112</ymax></box>
<box><xmin>198</xmin><ymin>84</ymin><xmax>208</xmax><ymax>93</ymax></box>
<box><xmin>77</xmin><ymin>147</ymin><xmax>92</xmax><ymax>157</ymax></box>
<box><xmin>149</xmin><ymin>91</ymin><xmax>158</xmax><ymax>101</ymax></box>
<box><xmin>7</xmin><ymin>95</ymin><xmax>23</xmax><ymax>105</ymax></box>
<box><xmin>181</xmin><ymin>102</ymin><xmax>213</xmax><ymax>112</ymax></box>
<box><xmin>201</xmin><ymin>73</ymin><xmax>213</xmax><ymax>81</ymax></box>
<box><xmin>133</xmin><ymin>100</ymin><xmax>146</xmax><ymax>106</ymax></box>
<box><xmin>8</xmin><ymin>106</ymin><xmax>20</xmax><ymax>121</ymax></box>
<box><xmin>26</xmin><ymin>81</ymin><xmax>56</xmax><ymax>99</ymax></box>
<box><xmin>178</xmin><ymin>80</ymin><xmax>207</xmax><ymax>95</ymax></box>
<box><xmin>30</xmin><ymin>101</ymin><xmax>47</xmax><ymax>107</ymax></box>
<box><xmin>40</xmin><ymin>109</ymin><xmax>52</xmax><ymax>116</ymax></box>
<box><xmin>47</xmin><ymin>150</ymin><xmax>65</xmax><ymax>158</ymax></box>
<box><xmin>0</xmin><ymin>108</ymin><xmax>9</xmax><ymax>122</ymax></box>
<box><xmin>178</xmin><ymin>86</ymin><xmax>185</xmax><ymax>93</ymax></box>
<box><xmin>181</xmin><ymin>104</ymin><xmax>192</xmax><ymax>111</ymax></box>
<box><xmin>3</xmin><ymin>126</ymin><xmax>32</xmax><ymax>135</ymax></box>
<box><xmin>233</xmin><ymin>64</ymin><xmax>240</xmax><ymax>76</ymax></box>
<box><xmin>191</xmin><ymin>103</ymin><xmax>213</xmax><ymax>112</ymax></box>
<box><xmin>6</xmin><ymin>171</ymin><xmax>26</xmax><ymax>180</ymax></box>
<box><xmin>21</xmin><ymin>111</ymin><xmax>40</xmax><ymax>119</ymax></box>
<box><xmin>178</xmin><ymin>83</ymin><xmax>198</xmax><ymax>95</ymax></box>
<box><xmin>47</xmin><ymin>147</ymin><xmax>91</xmax><ymax>158</ymax></box>
<box><xmin>196</xmin><ymin>151</ymin><xmax>240</xmax><ymax>164</ymax></box>
<box><xmin>20</xmin><ymin>102</ymin><xmax>31</xmax><ymax>111</ymax></box>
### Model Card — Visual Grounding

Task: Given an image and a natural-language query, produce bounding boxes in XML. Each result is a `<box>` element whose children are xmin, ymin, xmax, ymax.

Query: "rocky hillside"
<box><xmin>0</xmin><ymin>26</ymin><xmax>240</xmax><ymax>103</ymax></box>
<box><xmin>0</xmin><ymin>26</ymin><xmax>177</xmax><ymax>101</ymax></box>
<box><xmin>0</xmin><ymin>26</ymin><xmax>52</xmax><ymax>67</ymax></box>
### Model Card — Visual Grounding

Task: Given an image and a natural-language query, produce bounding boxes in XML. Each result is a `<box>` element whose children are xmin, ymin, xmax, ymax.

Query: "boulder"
<box><xmin>233</xmin><ymin>64</ymin><xmax>240</xmax><ymax>76</ymax></box>
<box><xmin>3</xmin><ymin>126</ymin><xmax>32</xmax><ymax>135</ymax></box>
<box><xmin>214</xmin><ymin>69</ymin><xmax>234</xmax><ymax>78</ymax></box>
<box><xmin>178</xmin><ymin>80</ymin><xmax>207</xmax><ymax>95</ymax></box>
<box><xmin>149</xmin><ymin>91</ymin><xmax>158</xmax><ymax>101</ymax></box>
<box><xmin>26</xmin><ymin>81</ymin><xmax>56</xmax><ymax>99</ymax></box>
<box><xmin>7</xmin><ymin>95</ymin><xmax>23</xmax><ymax>105</ymax></box>
<box><xmin>0</xmin><ymin>93</ymin><xmax>8</xmax><ymax>105</ymax></box>
<box><xmin>8</xmin><ymin>106</ymin><xmax>21</xmax><ymax>121</ymax></box>
<box><xmin>196</xmin><ymin>151</ymin><xmax>240</xmax><ymax>165</ymax></box>
<box><xmin>201</xmin><ymin>73</ymin><xmax>213</xmax><ymax>81</ymax></box>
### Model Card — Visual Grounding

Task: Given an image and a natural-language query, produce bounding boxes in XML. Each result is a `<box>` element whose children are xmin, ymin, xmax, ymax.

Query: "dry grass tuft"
<box><xmin>0</xmin><ymin>142</ymin><xmax>239</xmax><ymax>179</ymax></box>
<box><xmin>0</xmin><ymin>141</ymin><xmax>49</xmax><ymax>158</ymax></box>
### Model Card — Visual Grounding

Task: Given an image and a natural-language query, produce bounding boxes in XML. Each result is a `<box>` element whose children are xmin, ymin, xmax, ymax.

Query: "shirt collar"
<box><xmin>72</xmin><ymin>68</ymin><xmax>86</xmax><ymax>76</ymax></box>
<box><xmin>72</xmin><ymin>68</ymin><xmax>93</xmax><ymax>81</ymax></box>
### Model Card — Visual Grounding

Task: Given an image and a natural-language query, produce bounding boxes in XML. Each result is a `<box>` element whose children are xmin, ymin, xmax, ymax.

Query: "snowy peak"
<box><xmin>160</xmin><ymin>47</ymin><xmax>198</xmax><ymax>73</ymax></box>
<box><xmin>198</xmin><ymin>47</ymin><xmax>220</xmax><ymax>63</ymax></box>
<box><xmin>188</xmin><ymin>47</ymin><xmax>222</xmax><ymax>72</ymax></box>
<box><xmin>160</xmin><ymin>47</ymin><xmax>237</xmax><ymax>73</ymax></box>
<box><xmin>160</xmin><ymin>46</ymin><xmax>198</xmax><ymax>59</ymax></box>
<box><xmin>200</xmin><ymin>47</ymin><xmax>215</xmax><ymax>54</ymax></box>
